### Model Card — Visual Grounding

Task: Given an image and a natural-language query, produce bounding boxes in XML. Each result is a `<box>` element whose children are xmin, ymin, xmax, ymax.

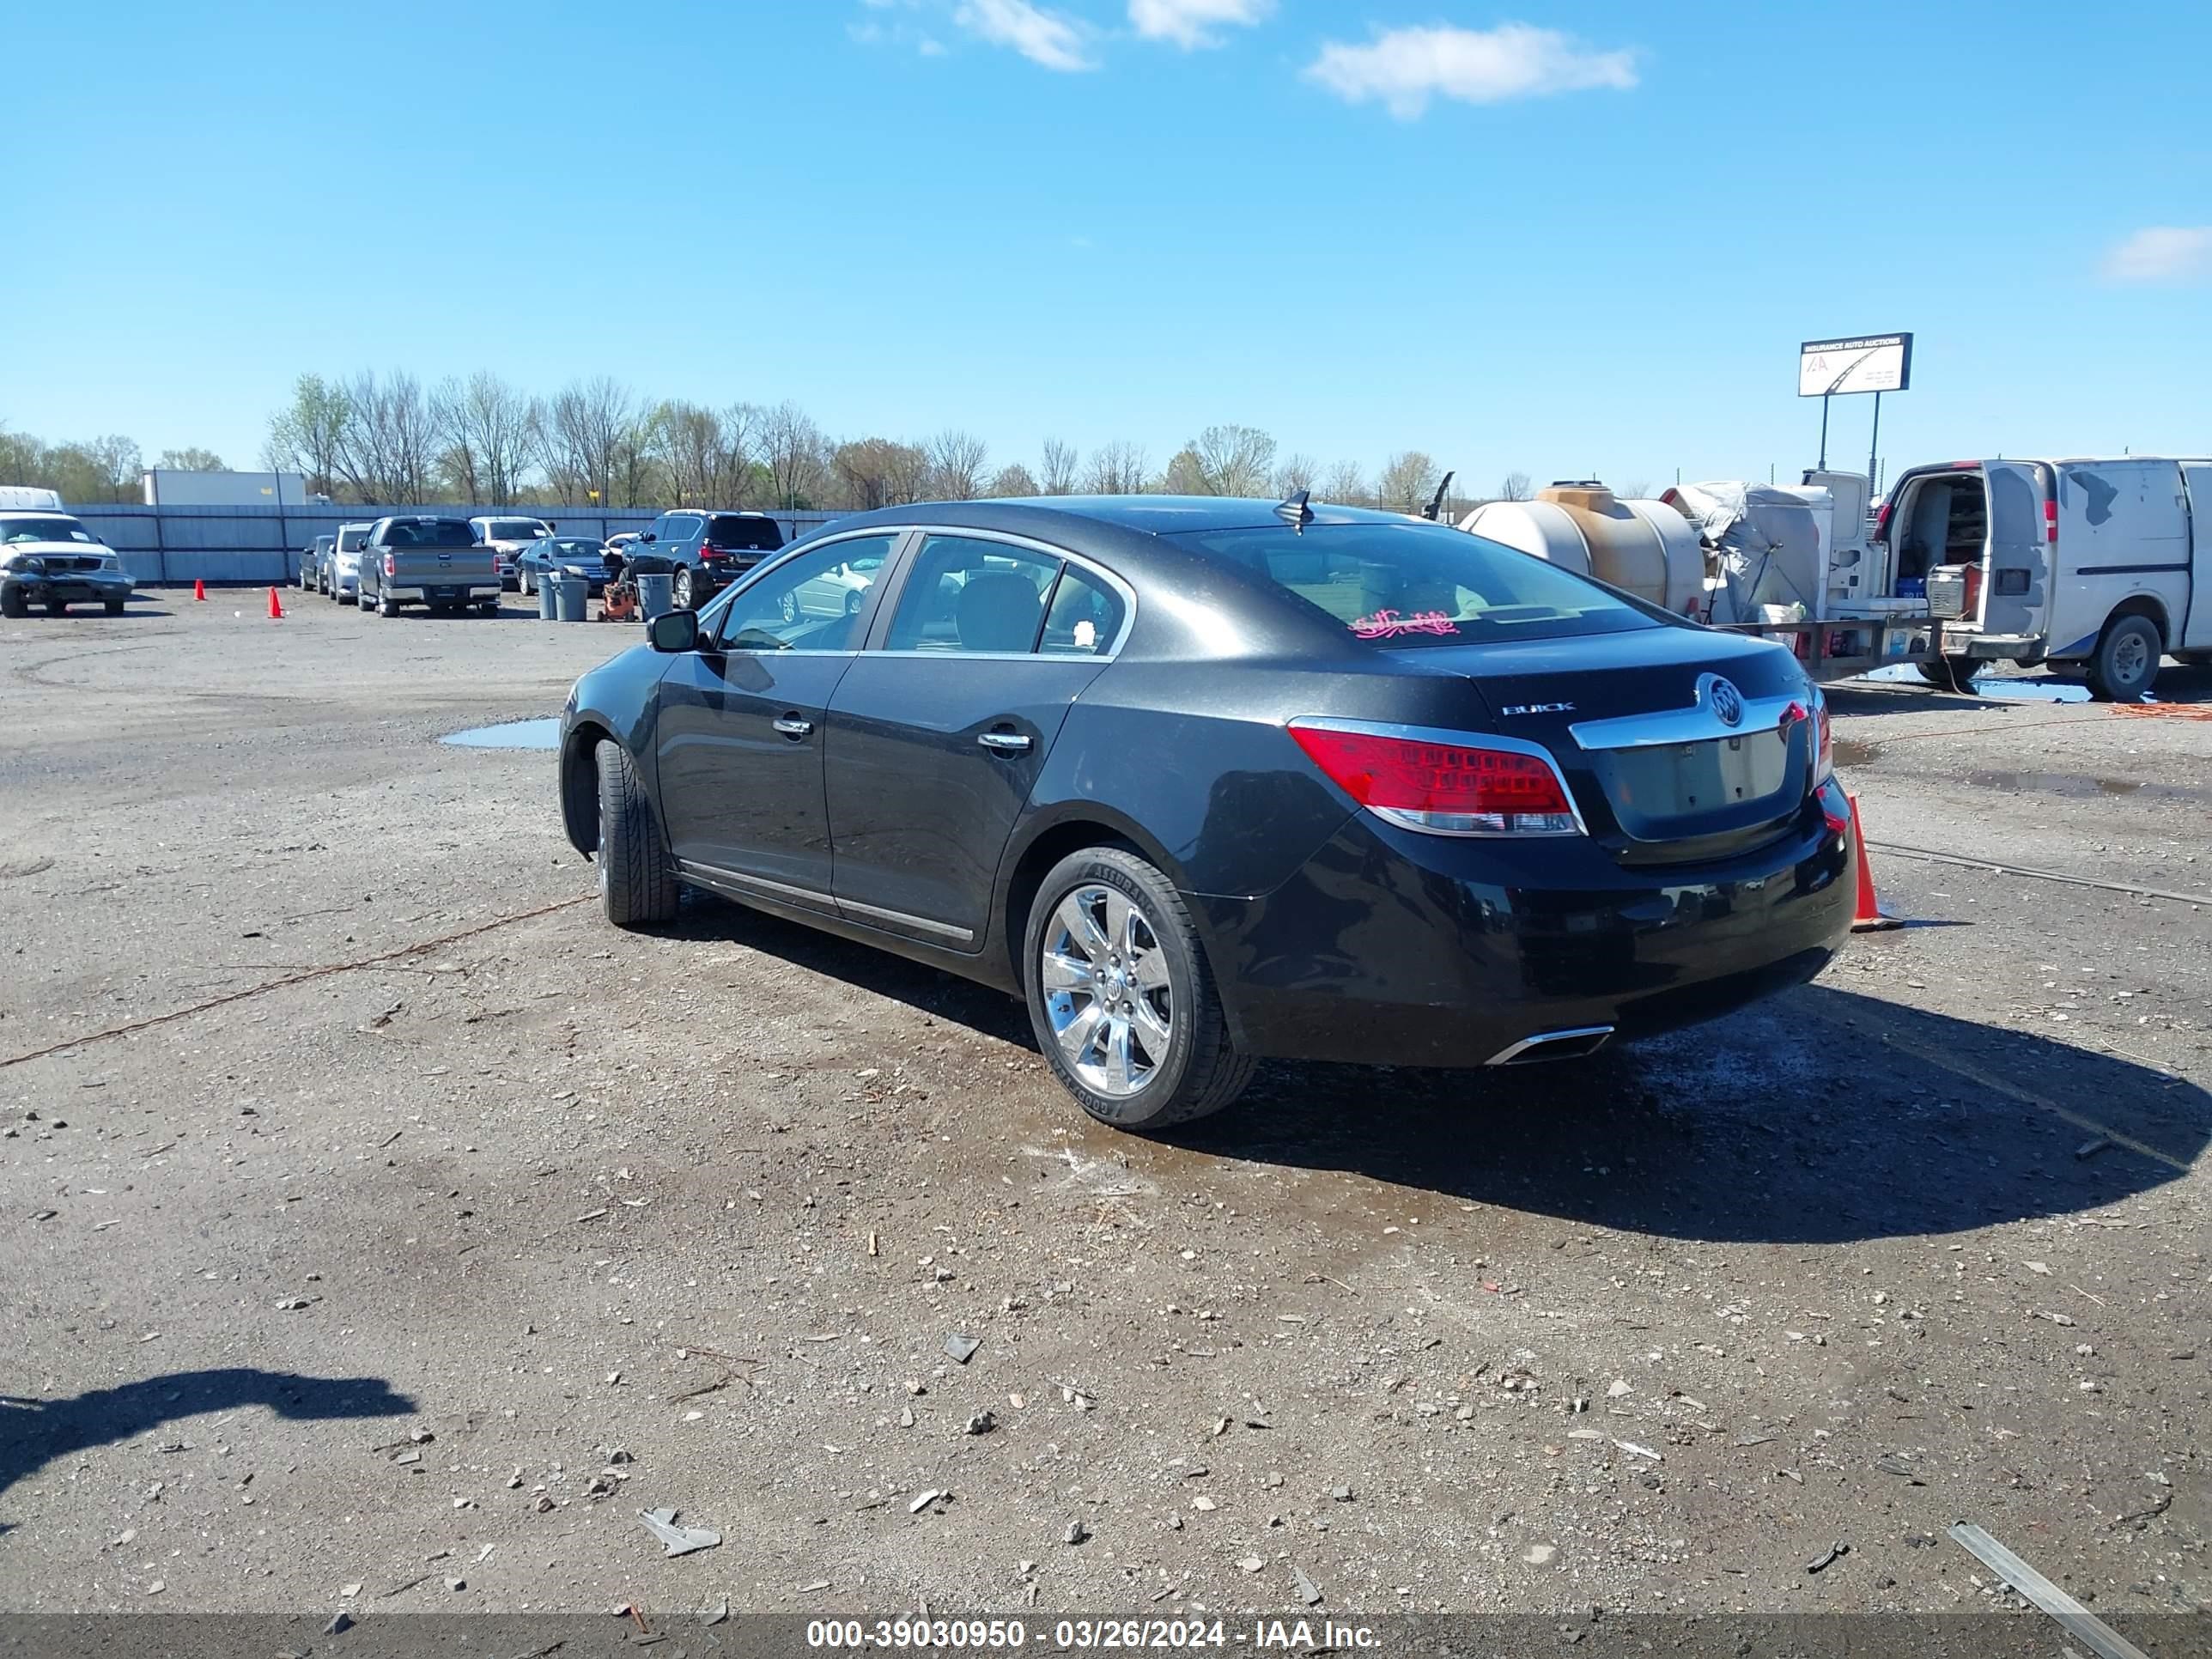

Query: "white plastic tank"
<box><xmin>1461</xmin><ymin>482</ymin><xmax>1705</xmax><ymax>616</ymax></box>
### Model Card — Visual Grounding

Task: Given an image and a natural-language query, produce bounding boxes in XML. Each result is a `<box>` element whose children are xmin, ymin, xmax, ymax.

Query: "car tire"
<box><xmin>1023</xmin><ymin>847</ymin><xmax>1252</xmax><ymax>1131</ymax></box>
<box><xmin>594</xmin><ymin>739</ymin><xmax>678</xmax><ymax>929</ymax></box>
<box><xmin>1</xmin><ymin>586</ymin><xmax>25</xmax><ymax>619</ymax></box>
<box><xmin>46</xmin><ymin>599</ymin><xmax>67</xmax><ymax>617</ymax></box>
<box><xmin>380</xmin><ymin>593</ymin><xmax>400</xmax><ymax>618</ymax></box>
<box><xmin>672</xmin><ymin>566</ymin><xmax>695</xmax><ymax>610</ymax></box>
<box><xmin>2087</xmin><ymin>613</ymin><xmax>2162</xmax><ymax>702</ymax></box>
<box><xmin>844</xmin><ymin>589</ymin><xmax>864</xmax><ymax>618</ymax></box>
<box><xmin>1912</xmin><ymin>656</ymin><xmax>1979</xmax><ymax>690</ymax></box>
<box><xmin>105</xmin><ymin>597</ymin><xmax>125</xmax><ymax>616</ymax></box>
<box><xmin>518</xmin><ymin>567</ymin><xmax>532</xmax><ymax>598</ymax></box>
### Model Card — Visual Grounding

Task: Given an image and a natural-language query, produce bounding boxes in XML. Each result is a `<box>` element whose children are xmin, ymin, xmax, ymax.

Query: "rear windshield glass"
<box><xmin>552</xmin><ymin>538</ymin><xmax>604</xmax><ymax>554</ymax></box>
<box><xmin>708</xmin><ymin>515</ymin><xmax>782</xmax><ymax>550</ymax></box>
<box><xmin>1</xmin><ymin>516</ymin><xmax>95</xmax><ymax>544</ymax></box>
<box><xmin>384</xmin><ymin>519</ymin><xmax>477</xmax><ymax>549</ymax></box>
<box><xmin>1169</xmin><ymin>520</ymin><xmax>1658</xmax><ymax>647</ymax></box>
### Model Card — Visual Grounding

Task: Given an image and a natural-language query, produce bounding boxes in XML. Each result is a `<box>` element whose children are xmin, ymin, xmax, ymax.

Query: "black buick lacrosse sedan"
<box><xmin>560</xmin><ymin>495</ymin><xmax>1854</xmax><ymax>1129</ymax></box>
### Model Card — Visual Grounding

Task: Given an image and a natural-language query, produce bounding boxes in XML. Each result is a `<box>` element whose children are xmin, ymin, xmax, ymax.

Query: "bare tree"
<box><xmin>652</xmin><ymin>401</ymin><xmax>730</xmax><ymax>507</ymax></box>
<box><xmin>1376</xmin><ymin>450</ymin><xmax>1441</xmax><ymax>514</ymax></box>
<box><xmin>987</xmin><ymin>462</ymin><xmax>1039</xmax><ymax>498</ymax></box>
<box><xmin>331</xmin><ymin>371</ymin><xmax>435</xmax><ymax>504</ymax></box>
<box><xmin>833</xmin><ymin>437</ymin><xmax>928</xmax><ymax>511</ymax></box>
<box><xmin>532</xmin><ymin>377</ymin><xmax>640</xmax><ymax>506</ymax></box>
<box><xmin>1320</xmin><ymin>459</ymin><xmax>1370</xmax><ymax>503</ymax></box>
<box><xmin>432</xmin><ymin>372</ymin><xmax>534</xmax><ymax>505</ymax></box>
<box><xmin>1273</xmin><ymin>453</ymin><xmax>1319</xmax><ymax>497</ymax></box>
<box><xmin>1083</xmin><ymin>441</ymin><xmax>1149</xmax><ymax>495</ymax></box>
<box><xmin>1037</xmin><ymin>437</ymin><xmax>1079</xmax><ymax>495</ymax></box>
<box><xmin>1190</xmin><ymin>424</ymin><xmax>1276</xmax><ymax>495</ymax></box>
<box><xmin>1498</xmin><ymin>471</ymin><xmax>1533</xmax><ymax>501</ymax></box>
<box><xmin>925</xmin><ymin>428</ymin><xmax>989</xmax><ymax>500</ymax></box>
<box><xmin>1615</xmin><ymin>478</ymin><xmax>1652</xmax><ymax>499</ymax></box>
<box><xmin>263</xmin><ymin>374</ymin><xmax>350</xmax><ymax>499</ymax></box>
<box><xmin>762</xmin><ymin>401</ymin><xmax>829</xmax><ymax>507</ymax></box>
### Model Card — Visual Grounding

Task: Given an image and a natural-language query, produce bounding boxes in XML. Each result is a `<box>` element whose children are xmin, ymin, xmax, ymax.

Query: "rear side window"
<box><xmin>884</xmin><ymin>534</ymin><xmax>1059</xmax><ymax>654</ymax></box>
<box><xmin>1170</xmin><ymin>520</ymin><xmax>1658</xmax><ymax>647</ymax></box>
<box><xmin>1040</xmin><ymin>565</ymin><xmax>1125</xmax><ymax>655</ymax></box>
<box><xmin>708</xmin><ymin>514</ymin><xmax>782</xmax><ymax>551</ymax></box>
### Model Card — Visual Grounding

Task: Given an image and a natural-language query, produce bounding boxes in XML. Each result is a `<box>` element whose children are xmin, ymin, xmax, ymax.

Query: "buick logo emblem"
<box><xmin>1711</xmin><ymin>678</ymin><xmax>1745</xmax><ymax>727</ymax></box>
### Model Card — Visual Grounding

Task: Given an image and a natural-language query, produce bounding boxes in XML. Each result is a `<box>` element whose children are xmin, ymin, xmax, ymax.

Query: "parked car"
<box><xmin>324</xmin><ymin>521</ymin><xmax>373</xmax><ymax>601</ymax></box>
<box><xmin>631</xmin><ymin>510</ymin><xmax>784</xmax><ymax>609</ymax></box>
<box><xmin>516</xmin><ymin>534</ymin><xmax>617</xmax><ymax>597</ymax></box>
<box><xmin>781</xmin><ymin>544</ymin><xmax>888</xmax><ymax>620</ymax></box>
<box><xmin>606</xmin><ymin>532</ymin><xmax>643</xmax><ymax>556</ymax></box>
<box><xmin>468</xmin><ymin>515</ymin><xmax>555</xmax><ymax>591</ymax></box>
<box><xmin>356</xmin><ymin>515</ymin><xmax>501</xmax><ymax>617</ymax></box>
<box><xmin>560</xmin><ymin>497</ymin><xmax>1856</xmax><ymax>1130</ymax></box>
<box><xmin>1</xmin><ymin>509</ymin><xmax>136</xmax><ymax>617</ymax></box>
<box><xmin>298</xmin><ymin>534</ymin><xmax>335</xmax><ymax>592</ymax></box>
<box><xmin>1871</xmin><ymin>455</ymin><xmax>2212</xmax><ymax>698</ymax></box>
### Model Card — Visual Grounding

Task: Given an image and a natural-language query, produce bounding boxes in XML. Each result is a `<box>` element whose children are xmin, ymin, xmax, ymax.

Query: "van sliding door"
<box><xmin>1983</xmin><ymin>462</ymin><xmax>2049</xmax><ymax>640</ymax></box>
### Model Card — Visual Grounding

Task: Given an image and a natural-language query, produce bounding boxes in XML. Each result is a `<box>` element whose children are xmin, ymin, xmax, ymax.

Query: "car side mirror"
<box><xmin>647</xmin><ymin>608</ymin><xmax>700</xmax><ymax>653</ymax></box>
<box><xmin>638</xmin><ymin>532</ymin><xmax>656</xmax><ymax>544</ymax></box>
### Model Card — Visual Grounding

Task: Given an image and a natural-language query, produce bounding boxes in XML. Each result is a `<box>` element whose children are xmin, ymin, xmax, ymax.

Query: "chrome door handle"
<box><xmin>977</xmin><ymin>731</ymin><xmax>1032</xmax><ymax>754</ymax></box>
<box><xmin>772</xmin><ymin>716</ymin><xmax>814</xmax><ymax>738</ymax></box>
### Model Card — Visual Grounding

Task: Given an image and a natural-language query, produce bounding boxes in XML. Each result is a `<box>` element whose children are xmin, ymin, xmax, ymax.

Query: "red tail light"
<box><xmin>1288</xmin><ymin>720</ymin><xmax>1582</xmax><ymax>837</ymax></box>
<box><xmin>1814</xmin><ymin>691</ymin><xmax>1832</xmax><ymax>780</ymax></box>
<box><xmin>383</xmin><ymin>553</ymin><xmax>395</xmax><ymax>577</ymax></box>
<box><xmin>2043</xmin><ymin>496</ymin><xmax>2058</xmax><ymax>545</ymax></box>
<box><xmin>1873</xmin><ymin>500</ymin><xmax>1893</xmax><ymax>543</ymax></box>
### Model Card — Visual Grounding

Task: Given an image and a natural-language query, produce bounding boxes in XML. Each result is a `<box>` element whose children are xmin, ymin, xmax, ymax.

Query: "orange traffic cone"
<box><xmin>266</xmin><ymin>586</ymin><xmax>285</xmax><ymax>621</ymax></box>
<box><xmin>193</xmin><ymin>579</ymin><xmax>207</xmax><ymax>601</ymax></box>
<box><xmin>1846</xmin><ymin>792</ymin><xmax>1903</xmax><ymax>932</ymax></box>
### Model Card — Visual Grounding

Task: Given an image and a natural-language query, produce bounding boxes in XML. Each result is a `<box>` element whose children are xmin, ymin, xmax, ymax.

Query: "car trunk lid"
<box><xmin>1404</xmin><ymin>627</ymin><xmax>1819</xmax><ymax>863</ymax></box>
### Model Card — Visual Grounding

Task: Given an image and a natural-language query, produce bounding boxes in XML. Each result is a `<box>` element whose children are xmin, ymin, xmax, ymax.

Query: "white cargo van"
<box><xmin>1869</xmin><ymin>456</ymin><xmax>2212</xmax><ymax>698</ymax></box>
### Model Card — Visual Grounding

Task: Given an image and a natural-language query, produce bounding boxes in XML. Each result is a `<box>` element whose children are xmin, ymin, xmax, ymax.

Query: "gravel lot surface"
<box><xmin>3</xmin><ymin>593</ymin><xmax>2208</xmax><ymax>1629</ymax></box>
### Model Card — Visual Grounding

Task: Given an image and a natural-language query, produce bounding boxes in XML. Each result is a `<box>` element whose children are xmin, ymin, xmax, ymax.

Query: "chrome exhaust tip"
<box><xmin>1486</xmin><ymin>1025</ymin><xmax>1615</xmax><ymax>1066</ymax></box>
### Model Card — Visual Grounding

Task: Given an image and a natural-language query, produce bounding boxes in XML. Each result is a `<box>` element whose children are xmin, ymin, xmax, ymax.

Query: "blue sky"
<box><xmin>8</xmin><ymin>0</ymin><xmax>2209</xmax><ymax>492</ymax></box>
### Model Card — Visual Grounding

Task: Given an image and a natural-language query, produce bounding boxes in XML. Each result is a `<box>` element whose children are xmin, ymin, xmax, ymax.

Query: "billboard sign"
<box><xmin>1798</xmin><ymin>333</ymin><xmax>1913</xmax><ymax>398</ymax></box>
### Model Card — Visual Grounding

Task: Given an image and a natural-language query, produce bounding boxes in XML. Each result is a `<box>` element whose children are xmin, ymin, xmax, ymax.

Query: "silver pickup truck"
<box><xmin>356</xmin><ymin>515</ymin><xmax>502</xmax><ymax>617</ymax></box>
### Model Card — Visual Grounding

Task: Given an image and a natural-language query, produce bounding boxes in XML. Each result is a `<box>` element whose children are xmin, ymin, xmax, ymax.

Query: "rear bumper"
<box><xmin>384</xmin><ymin>583</ymin><xmax>501</xmax><ymax>603</ymax></box>
<box><xmin>1195</xmin><ymin>798</ymin><xmax>1855</xmax><ymax>1069</ymax></box>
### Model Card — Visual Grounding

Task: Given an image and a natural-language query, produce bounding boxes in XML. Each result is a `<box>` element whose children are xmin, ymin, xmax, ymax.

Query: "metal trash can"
<box><xmin>552</xmin><ymin>575</ymin><xmax>590</xmax><ymax>623</ymax></box>
<box><xmin>635</xmin><ymin>572</ymin><xmax>675</xmax><ymax>619</ymax></box>
<box><xmin>537</xmin><ymin>580</ymin><xmax>558</xmax><ymax>621</ymax></box>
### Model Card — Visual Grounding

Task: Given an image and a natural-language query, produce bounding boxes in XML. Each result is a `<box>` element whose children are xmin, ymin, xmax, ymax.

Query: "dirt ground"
<box><xmin>3</xmin><ymin>592</ymin><xmax>2208</xmax><ymax>1632</ymax></box>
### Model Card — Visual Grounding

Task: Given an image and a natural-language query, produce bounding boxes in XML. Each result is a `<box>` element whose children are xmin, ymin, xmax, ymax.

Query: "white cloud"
<box><xmin>952</xmin><ymin>0</ymin><xmax>1097</xmax><ymax>70</ymax></box>
<box><xmin>1305</xmin><ymin>22</ymin><xmax>1636</xmax><ymax>118</ymax></box>
<box><xmin>2102</xmin><ymin>226</ymin><xmax>2212</xmax><ymax>284</ymax></box>
<box><xmin>1128</xmin><ymin>0</ymin><xmax>1272</xmax><ymax>50</ymax></box>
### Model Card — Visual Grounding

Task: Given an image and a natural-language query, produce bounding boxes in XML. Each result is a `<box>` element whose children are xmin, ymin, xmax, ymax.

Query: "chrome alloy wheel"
<box><xmin>1039</xmin><ymin>884</ymin><xmax>1174</xmax><ymax>1097</ymax></box>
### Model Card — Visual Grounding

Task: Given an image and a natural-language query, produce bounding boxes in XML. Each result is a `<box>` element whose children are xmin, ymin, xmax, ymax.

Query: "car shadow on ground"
<box><xmin>669</xmin><ymin>895</ymin><xmax>2202</xmax><ymax>1247</ymax></box>
<box><xmin>0</xmin><ymin>1367</ymin><xmax>416</xmax><ymax>1510</ymax></box>
<box><xmin>1175</xmin><ymin>984</ymin><xmax>2207</xmax><ymax>1245</ymax></box>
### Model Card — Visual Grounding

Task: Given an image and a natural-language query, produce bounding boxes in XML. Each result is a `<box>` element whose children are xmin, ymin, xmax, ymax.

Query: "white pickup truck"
<box><xmin>1872</xmin><ymin>456</ymin><xmax>2212</xmax><ymax>698</ymax></box>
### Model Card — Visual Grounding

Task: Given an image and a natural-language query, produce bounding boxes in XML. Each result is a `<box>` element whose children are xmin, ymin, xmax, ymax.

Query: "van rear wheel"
<box><xmin>2087</xmin><ymin>614</ymin><xmax>2161</xmax><ymax>702</ymax></box>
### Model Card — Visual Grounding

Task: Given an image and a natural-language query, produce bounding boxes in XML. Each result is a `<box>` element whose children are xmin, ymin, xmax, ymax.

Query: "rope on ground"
<box><xmin>0</xmin><ymin>896</ymin><xmax>592</xmax><ymax>1071</ymax></box>
<box><xmin>1868</xmin><ymin>841</ymin><xmax>2212</xmax><ymax>909</ymax></box>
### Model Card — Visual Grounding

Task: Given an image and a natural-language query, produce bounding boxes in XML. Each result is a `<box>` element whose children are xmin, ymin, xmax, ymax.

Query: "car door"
<box><xmin>823</xmin><ymin>531</ymin><xmax>1128</xmax><ymax>951</ymax></box>
<box><xmin>651</xmin><ymin>532</ymin><xmax>903</xmax><ymax>908</ymax></box>
<box><xmin>2184</xmin><ymin>465</ymin><xmax>2212</xmax><ymax>651</ymax></box>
